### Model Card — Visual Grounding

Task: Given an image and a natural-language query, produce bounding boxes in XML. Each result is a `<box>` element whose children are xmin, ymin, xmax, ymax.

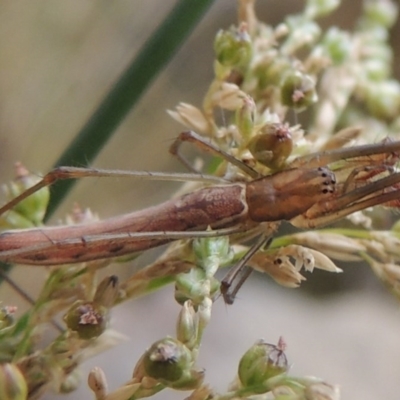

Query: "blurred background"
<box><xmin>0</xmin><ymin>0</ymin><xmax>399</xmax><ymax>399</ymax></box>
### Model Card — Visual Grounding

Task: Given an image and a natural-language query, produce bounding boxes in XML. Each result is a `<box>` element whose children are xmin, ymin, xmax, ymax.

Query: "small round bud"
<box><xmin>59</xmin><ymin>370</ymin><xmax>81</xmax><ymax>393</ymax></box>
<box><xmin>238</xmin><ymin>339</ymin><xmax>288</xmax><ymax>392</ymax></box>
<box><xmin>143</xmin><ymin>338</ymin><xmax>193</xmax><ymax>383</ymax></box>
<box><xmin>365</xmin><ymin>80</ymin><xmax>400</xmax><ymax>120</ymax></box>
<box><xmin>63</xmin><ymin>301</ymin><xmax>108</xmax><ymax>340</ymax></box>
<box><xmin>363</xmin><ymin>59</ymin><xmax>390</xmax><ymax>82</ymax></box>
<box><xmin>260</xmin><ymin>58</ymin><xmax>291</xmax><ymax>88</ymax></box>
<box><xmin>305</xmin><ymin>0</ymin><xmax>340</xmax><ymax>18</ymax></box>
<box><xmin>248</xmin><ymin>123</ymin><xmax>293</xmax><ymax>169</ymax></box>
<box><xmin>363</xmin><ymin>0</ymin><xmax>398</xmax><ymax>29</ymax></box>
<box><xmin>0</xmin><ymin>363</ymin><xmax>28</xmax><ymax>400</ymax></box>
<box><xmin>214</xmin><ymin>24</ymin><xmax>252</xmax><ymax>70</ymax></box>
<box><xmin>321</xmin><ymin>27</ymin><xmax>351</xmax><ymax>65</ymax></box>
<box><xmin>282</xmin><ymin>19</ymin><xmax>321</xmax><ymax>53</ymax></box>
<box><xmin>281</xmin><ymin>72</ymin><xmax>317</xmax><ymax>112</ymax></box>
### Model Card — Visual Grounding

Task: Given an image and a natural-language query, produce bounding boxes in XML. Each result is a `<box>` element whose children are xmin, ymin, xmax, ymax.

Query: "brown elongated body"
<box><xmin>0</xmin><ymin>184</ymin><xmax>248</xmax><ymax>265</ymax></box>
<box><xmin>0</xmin><ymin>167</ymin><xmax>335</xmax><ymax>265</ymax></box>
<box><xmin>1</xmin><ymin>136</ymin><xmax>400</xmax><ymax>268</ymax></box>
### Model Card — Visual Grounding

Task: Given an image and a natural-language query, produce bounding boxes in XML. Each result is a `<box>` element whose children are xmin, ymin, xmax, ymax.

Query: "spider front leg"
<box><xmin>169</xmin><ymin>130</ymin><xmax>260</xmax><ymax>178</ymax></box>
<box><xmin>289</xmin><ymin>137</ymin><xmax>400</xmax><ymax>170</ymax></box>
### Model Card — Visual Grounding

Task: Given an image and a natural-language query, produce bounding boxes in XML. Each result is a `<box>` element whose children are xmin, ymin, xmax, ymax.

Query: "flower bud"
<box><xmin>59</xmin><ymin>370</ymin><xmax>81</xmax><ymax>393</ymax></box>
<box><xmin>282</xmin><ymin>18</ymin><xmax>321</xmax><ymax>53</ymax></box>
<box><xmin>192</xmin><ymin>235</ymin><xmax>232</xmax><ymax>276</ymax></box>
<box><xmin>88</xmin><ymin>367</ymin><xmax>108</xmax><ymax>399</ymax></box>
<box><xmin>304</xmin><ymin>0</ymin><xmax>340</xmax><ymax>18</ymax></box>
<box><xmin>238</xmin><ymin>339</ymin><xmax>288</xmax><ymax>392</ymax></box>
<box><xmin>93</xmin><ymin>275</ymin><xmax>119</xmax><ymax>308</ymax></box>
<box><xmin>364</xmin><ymin>80</ymin><xmax>400</xmax><ymax>120</ymax></box>
<box><xmin>167</xmin><ymin>103</ymin><xmax>210</xmax><ymax>134</ymax></box>
<box><xmin>63</xmin><ymin>301</ymin><xmax>108</xmax><ymax>340</ymax></box>
<box><xmin>363</xmin><ymin>59</ymin><xmax>390</xmax><ymax>82</ymax></box>
<box><xmin>214</xmin><ymin>24</ymin><xmax>252</xmax><ymax>70</ymax></box>
<box><xmin>210</xmin><ymin>83</ymin><xmax>247</xmax><ymax>110</ymax></box>
<box><xmin>363</xmin><ymin>0</ymin><xmax>398</xmax><ymax>29</ymax></box>
<box><xmin>235</xmin><ymin>95</ymin><xmax>256</xmax><ymax>139</ymax></box>
<box><xmin>0</xmin><ymin>363</ymin><xmax>28</xmax><ymax>400</ymax></box>
<box><xmin>248</xmin><ymin>123</ymin><xmax>293</xmax><ymax>169</ymax></box>
<box><xmin>176</xmin><ymin>301</ymin><xmax>198</xmax><ymax>348</ymax></box>
<box><xmin>281</xmin><ymin>72</ymin><xmax>317</xmax><ymax>112</ymax></box>
<box><xmin>260</xmin><ymin>58</ymin><xmax>291</xmax><ymax>88</ymax></box>
<box><xmin>143</xmin><ymin>338</ymin><xmax>192</xmax><ymax>383</ymax></box>
<box><xmin>141</xmin><ymin>338</ymin><xmax>203</xmax><ymax>389</ymax></box>
<box><xmin>320</xmin><ymin>27</ymin><xmax>351</xmax><ymax>65</ymax></box>
<box><xmin>1</xmin><ymin>163</ymin><xmax>50</xmax><ymax>228</ymax></box>
<box><xmin>175</xmin><ymin>270</ymin><xmax>220</xmax><ymax>305</ymax></box>
<box><xmin>197</xmin><ymin>298</ymin><xmax>212</xmax><ymax>334</ymax></box>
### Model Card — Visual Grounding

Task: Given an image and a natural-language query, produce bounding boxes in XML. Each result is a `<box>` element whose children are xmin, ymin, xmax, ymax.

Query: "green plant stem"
<box><xmin>46</xmin><ymin>0</ymin><xmax>215</xmax><ymax>219</ymax></box>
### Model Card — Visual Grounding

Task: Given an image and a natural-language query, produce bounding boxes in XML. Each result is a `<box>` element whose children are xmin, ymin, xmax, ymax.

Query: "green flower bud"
<box><xmin>175</xmin><ymin>270</ymin><xmax>220</xmax><ymax>305</ymax></box>
<box><xmin>93</xmin><ymin>275</ymin><xmax>119</xmax><ymax>308</ymax></box>
<box><xmin>248</xmin><ymin>123</ymin><xmax>293</xmax><ymax>169</ymax></box>
<box><xmin>363</xmin><ymin>0</ymin><xmax>398</xmax><ymax>29</ymax></box>
<box><xmin>321</xmin><ymin>27</ymin><xmax>351</xmax><ymax>65</ymax></box>
<box><xmin>1</xmin><ymin>163</ymin><xmax>50</xmax><ymax>228</ymax></box>
<box><xmin>214</xmin><ymin>24</ymin><xmax>252</xmax><ymax>70</ymax></box>
<box><xmin>363</xmin><ymin>59</ymin><xmax>390</xmax><ymax>82</ymax></box>
<box><xmin>59</xmin><ymin>370</ymin><xmax>81</xmax><ymax>393</ymax></box>
<box><xmin>281</xmin><ymin>72</ymin><xmax>318</xmax><ymax>112</ymax></box>
<box><xmin>193</xmin><ymin>235</ymin><xmax>232</xmax><ymax>276</ymax></box>
<box><xmin>175</xmin><ymin>269</ymin><xmax>207</xmax><ymax>304</ymax></box>
<box><xmin>197</xmin><ymin>298</ymin><xmax>212</xmax><ymax>335</ymax></box>
<box><xmin>235</xmin><ymin>95</ymin><xmax>256</xmax><ymax>139</ymax></box>
<box><xmin>238</xmin><ymin>340</ymin><xmax>288</xmax><ymax>392</ymax></box>
<box><xmin>260</xmin><ymin>58</ymin><xmax>291</xmax><ymax>89</ymax></box>
<box><xmin>282</xmin><ymin>18</ymin><xmax>321</xmax><ymax>53</ymax></box>
<box><xmin>143</xmin><ymin>338</ymin><xmax>202</xmax><ymax>389</ymax></box>
<box><xmin>0</xmin><ymin>363</ymin><xmax>28</xmax><ymax>400</ymax></box>
<box><xmin>362</xmin><ymin>30</ymin><xmax>393</xmax><ymax>65</ymax></box>
<box><xmin>365</xmin><ymin>80</ymin><xmax>400</xmax><ymax>120</ymax></box>
<box><xmin>305</xmin><ymin>0</ymin><xmax>340</xmax><ymax>18</ymax></box>
<box><xmin>63</xmin><ymin>301</ymin><xmax>108</xmax><ymax>340</ymax></box>
<box><xmin>176</xmin><ymin>301</ymin><xmax>198</xmax><ymax>348</ymax></box>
